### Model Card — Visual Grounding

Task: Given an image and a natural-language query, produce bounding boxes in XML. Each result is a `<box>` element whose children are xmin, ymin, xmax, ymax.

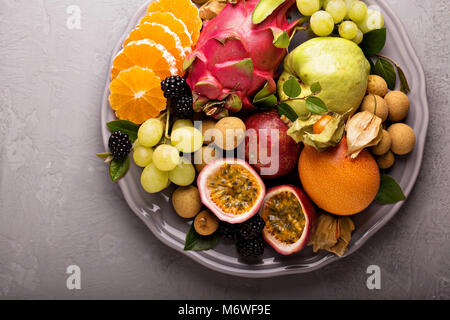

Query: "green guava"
<box><xmin>278</xmin><ymin>37</ymin><xmax>370</xmax><ymax>117</ymax></box>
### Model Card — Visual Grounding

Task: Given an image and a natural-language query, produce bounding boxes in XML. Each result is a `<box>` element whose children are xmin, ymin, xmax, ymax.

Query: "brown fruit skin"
<box><xmin>298</xmin><ymin>137</ymin><xmax>380</xmax><ymax>216</ymax></box>
<box><xmin>194</xmin><ymin>145</ymin><xmax>219</xmax><ymax>172</ymax></box>
<box><xmin>194</xmin><ymin>210</ymin><xmax>219</xmax><ymax>236</ymax></box>
<box><xmin>214</xmin><ymin>117</ymin><xmax>246</xmax><ymax>150</ymax></box>
<box><xmin>360</xmin><ymin>94</ymin><xmax>389</xmax><ymax>122</ymax></box>
<box><xmin>172</xmin><ymin>186</ymin><xmax>202</xmax><ymax>218</ymax></box>
<box><xmin>385</xmin><ymin>91</ymin><xmax>410</xmax><ymax>122</ymax></box>
<box><xmin>367</xmin><ymin>75</ymin><xmax>388</xmax><ymax>97</ymax></box>
<box><xmin>376</xmin><ymin>151</ymin><xmax>395</xmax><ymax>169</ymax></box>
<box><xmin>388</xmin><ymin>123</ymin><xmax>416</xmax><ymax>155</ymax></box>
<box><xmin>371</xmin><ymin>129</ymin><xmax>392</xmax><ymax>155</ymax></box>
<box><xmin>201</xmin><ymin>119</ymin><xmax>217</xmax><ymax>145</ymax></box>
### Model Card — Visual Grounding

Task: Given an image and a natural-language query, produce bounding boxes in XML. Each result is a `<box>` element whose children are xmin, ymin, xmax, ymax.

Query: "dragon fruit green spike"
<box><xmin>184</xmin><ymin>0</ymin><xmax>298</xmax><ymax>119</ymax></box>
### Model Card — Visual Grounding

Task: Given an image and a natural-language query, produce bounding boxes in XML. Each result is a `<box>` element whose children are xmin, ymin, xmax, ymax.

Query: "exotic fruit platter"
<box><xmin>99</xmin><ymin>0</ymin><xmax>428</xmax><ymax>277</ymax></box>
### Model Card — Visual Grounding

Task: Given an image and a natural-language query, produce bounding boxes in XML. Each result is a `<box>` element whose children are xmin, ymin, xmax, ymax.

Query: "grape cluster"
<box><xmin>297</xmin><ymin>0</ymin><xmax>384</xmax><ymax>43</ymax></box>
<box><xmin>134</xmin><ymin>119</ymin><xmax>202</xmax><ymax>194</ymax></box>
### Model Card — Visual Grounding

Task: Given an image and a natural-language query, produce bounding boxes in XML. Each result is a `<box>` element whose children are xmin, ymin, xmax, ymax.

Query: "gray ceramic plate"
<box><xmin>101</xmin><ymin>0</ymin><xmax>429</xmax><ymax>278</ymax></box>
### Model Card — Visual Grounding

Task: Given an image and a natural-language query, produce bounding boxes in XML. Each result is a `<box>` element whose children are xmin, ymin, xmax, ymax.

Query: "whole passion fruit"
<box><xmin>197</xmin><ymin>158</ymin><xmax>266</xmax><ymax>224</ymax></box>
<box><xmin>260</xmin><ymin>185</ymin><xmax>316</xmax><ymax>255</ymax></box>
<box><xmin>245</xmin><ymin>110</ymin><xmax>301</xmax><ymax>179</ymax></box>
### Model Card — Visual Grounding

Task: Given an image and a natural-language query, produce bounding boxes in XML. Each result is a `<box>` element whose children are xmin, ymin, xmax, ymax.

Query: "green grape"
<box><xmin>339</xmin><ymin>21</ymin><xmax>358</xmax><ymax>40</ymax></box>
<box><xmin>296</xmin><ymin>0</ymin><xmax>321</xmax><ymax>16</ymax></box>
<box><xmin>171</xmin><ymin>126</ymin><xmax>203</xmax><ymax>153</ymax></box>
<box><xmin>310</xmin><ymin>10</ymin><xmax>335</xmax><ymax>36</ymax></box>
<box><xmin>172</xmin><ymin>119</ymin><xmax>193</xmax><ymax>132</ymax></box>
<box><xmin>138</xmin><ymin>118</ymin><xmax>164</xmax><ymax>147</ymax></box>
<box><xmin>351</xmin><ymin>28</ymin><xmax>364</xmax><ymax>44</ymax></box>
<box><xmin>325</xmin><ymin>0</ymin><xmax>346</xmax><ymax>24</ymax></box>
<box><xmin>344</xmin><ymin>0</ymin><xmax>357</xmax><ymax>19</ymax></box>
<box><xmin>168</xmin><ymin>158</ymin><xmax>196</xmax><ymax>186</ymax></box>
<box><xmin>140</xmin><ymin>163</ymin><xmax>169</xmax><ymax>194</ymax></box>
<box><xmin>133</xmin><ymin>145</ymin><xmax>153</xmax><ymax>167</ymax></box>
<box><xmin>152</xmin><ymin>144</ymin><xmax>180</xmax><ymax>171</ymax></box>
<box><xmin>357</xmin><ymin>8</ymin><xmax>384</xmax><ymax>33</ymax></box>
<box><xmin>348</xmin><ymin>1</ymin><xmax>367</xmax><ymax>22</ymax></box>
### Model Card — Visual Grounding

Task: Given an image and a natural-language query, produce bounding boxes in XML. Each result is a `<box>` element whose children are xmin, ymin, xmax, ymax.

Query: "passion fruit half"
<box><xmin>197</xmin><ymin>158</ymin><xmax>266</xmax><ymax>224</ymax></box>
<box><xmin>260</xmin><ymin>185</ymin><xmax>316</xmax><ymax>255</ymax></box>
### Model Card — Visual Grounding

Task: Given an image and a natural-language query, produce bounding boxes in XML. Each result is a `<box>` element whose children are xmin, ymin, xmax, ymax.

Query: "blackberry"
<box><xmin>108</xmin><ymin>131</ymin><xmax>132</xmax><ymax>161</ymax></box>
<box><xmin>219</xmin><ymin>222</ymin><xmax>238</xmax><ymax>240</ymax></box>
<box><xmin>236</xmin><ymin>236</ymin><xmax>265</xmax><ymax>258</ymax></box>
<box><xmin>174</xmin><ymin>94</ymin><xmax>194</xmax><ymax>118</ymax></box>
<box><xmin>161</xmin><ymin>75</ymin><xmax>188</xmax><ymax>98</ymax></box>
<box><xmin>237</xmin><ymin>215</ymin><xmax>265</xmax><ymax>241</ymax></box>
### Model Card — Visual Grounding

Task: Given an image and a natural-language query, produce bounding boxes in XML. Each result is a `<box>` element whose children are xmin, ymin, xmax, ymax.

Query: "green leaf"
<box><xmin>272</xmin><ymin>30</ymin><xmax>290</xmax><ymax>49</ymax></box>
<box><xmin>254</xmin><ymin>94</ymin><xmax>278</xmax><ymax>108</ymax></box>
<box><xmin>107</xmin><ymin>120</ymin><xmax>139</xmax><ymax>142</ymax></box>
<box><xmin>305</xmin><ymin>96</ymin><xmax>328</xmax><ymax>114</ymax></box>
<box><xmin>376</xmin><ymin>175</ymin><xmax>406</xmax><ymax>204</ymax></box>
<box><xmin>373</xmin><ymin>58</ymin><xmax>396</xmax><ymax>90</ymax></box>
<box><xmin>184</xmin><ymin>224</ymin><xmax>220</xmax><ymax>251</ymax></box>
<box><xmin>310</xmin><ymin>82</ymin><xmax>322</xmax><ymax>94</ymax></box>
<box><xmin>397</xmin><ymin>66</ymin><xmax>411</xmax><ymax>94</ymax></box>
<box><xmin>252</xmin><ymin>0</ymin><xmax>286</xmax><ymax>24</ymax></box>
<box><xmin>360</xmin><ymin>28</ymin><xmax>386</xmax><ymax>56</ymax></box>
<box><xmin>109</xmin><ymin>156</ymin><xmax>130</xmax><ymax>182</ymax></box>
<box><xmin>278</xmin><ymin>102</ymin><xmax>298</xmax><ymax>122</ymax></box>
<box><xmin>96</xmin><ymin>152</ymin><xmax>112</xmax><ymax>159</ymax></box>
<box><xmin>283</xmin><ymin>77</ymin><xmax>302</xmax><ymax>98</ymax></box>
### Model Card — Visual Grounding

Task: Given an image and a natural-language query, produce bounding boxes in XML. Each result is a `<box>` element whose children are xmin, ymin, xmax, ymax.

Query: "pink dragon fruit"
<box><xmin>184</xmin><ymin>0</ymin><xmax>298</xmax><ymax>118</ymax></box>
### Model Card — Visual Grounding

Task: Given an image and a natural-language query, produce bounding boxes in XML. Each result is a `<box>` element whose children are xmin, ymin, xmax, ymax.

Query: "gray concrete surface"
<box><xmin>0</xmin><ymin>0</ymin><xmax>449</xmax><ymax>299</ymax></box>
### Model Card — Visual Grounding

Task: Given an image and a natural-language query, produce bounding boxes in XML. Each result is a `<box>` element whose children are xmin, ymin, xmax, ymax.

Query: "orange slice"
<box><xmin>111</xmin><ymin>39</ymin><xmax>178</xmax><ymax>80</ymax></box>
<box><xmin>139</xmin><ymin>12</ymin><xmax>192</xmax><ymax>54</ymax></box>
<box><xmin>109</xmin><ymin>66</ymin><xmax>166</xmax><ymax>124</ymax></box>
<box><xmin>124</xmin><ymin>22</ymin><xmax>185</xmax><ymax>71</ymax></box>
<box><xmin>146</xmin><ymin>0</ymin><xmax>202</xmax><ymax>45</ymax></box>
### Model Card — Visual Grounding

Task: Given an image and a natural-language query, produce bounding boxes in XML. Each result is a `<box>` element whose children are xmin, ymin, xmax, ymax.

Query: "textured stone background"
<box><xmin>0</xmin><ymin>0</ymin><xmax>449</xmax><ymax>299</ymax></box>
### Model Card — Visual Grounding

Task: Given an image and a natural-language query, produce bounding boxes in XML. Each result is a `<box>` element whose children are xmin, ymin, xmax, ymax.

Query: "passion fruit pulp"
<box><xmin>197</xmin><ymin>158</ymin><xmax>266</xmax><ymax>224</ymax></box>
<box><xmin>260</xmin><ymin>185</ymin><xmax>316</xmax><ymax>255</ymax></box>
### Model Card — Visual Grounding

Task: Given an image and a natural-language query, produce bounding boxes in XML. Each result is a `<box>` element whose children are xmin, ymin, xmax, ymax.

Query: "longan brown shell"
<box><xmin>201</xmin><ymin>119</ymin><xmax>217</xmax><ymax>145</ymax></box>
<box><xmin>172</xmin><ymin>186</ymin><xmax>202</xmax><ymax>218</ymax></box>
<box><xmin>376</xmin><ymin>151</ymin><xmax>395</xmax><ymax>169</ymax></box>
<box><xmin>360</xmin><ymin>94</ymin><xmax>389</xmax><ymax>122</ymax></box>
<box><xmin>385</xmin><ymin>91</ymin><xmax>410</xmax><ymax>122</ymax></box>
<box><xmin>194</xmin><ymin>210</ymin><xmax>219</xmax><ymax>236</ymax></box>
<box><xmin>371</xmin><ymin>130</ymin><xmax>392</xmax><ymax>155</ymax></box>
<box><xmin>214</xmin><ymin>117</ymin><xmax>246</xmax><ymax>150</ymax></box>
<box><xmin>194</xmin><ymin>145</ymin><xmax>219</xmax><ymax>173</ymax></box>
<box><xmin>367</xmin><ymin>75</ymin><xmax>388</xmax><ymax>97</ymax></box>
<box><xmin>388</xmin><ymin>123</ymin><xmax>416</xmax><ymax>155</ymax></box>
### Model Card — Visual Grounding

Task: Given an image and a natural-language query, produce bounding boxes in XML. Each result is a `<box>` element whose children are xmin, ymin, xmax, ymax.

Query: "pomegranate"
<box><xmin>197</xmin><ymin>158</ymin><xmax>266</xmax><ymax>224</ymax></box>
<box><xmin>245</xmin><ymin>110</ymin><xmax>301</xmax><ymax>179</ymax></box>
<box><xmin>260</xmin><ymin>185</ymin><xmax>316</xmax><ymax>255</ymax></box>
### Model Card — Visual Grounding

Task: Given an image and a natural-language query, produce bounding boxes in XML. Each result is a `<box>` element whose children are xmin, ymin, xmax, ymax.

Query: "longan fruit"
<box><xmin>194</xmin><ymin>210</ymin><xmax>219</xmax><ymax>236</ymax></box>
<box><xmin>194</xmin><ymin>145</ymin><xmax>220</xmax><ymax>172</ymax></box>
<box><xmin>172</xmin><ymin>186</ymin><xmax>202</xmax><ymax>218</ymax></box>
<box><xmin>214</xmin><ymin>117</ymin><xmax>246</xmax><ymax>150</ymax></box>
<box><xmin>201</xmin><ymin>119</ymin><xmax>217</xmax><ymax>145</ymax></box>
<box><xmin>360</xmin><ymin>94</ymin><xmax>389</xmax><ymax>122</ymax></box>
<box><xmin>376</xmin><ymin>151</ymin><xmax>395</xmax><ymax>169</ymax></box>
<box><xmin>371</xmin><ymin>130</ymin><xmax>392</xmax><ymax>155</ymax></box>
<box><xmin>388</xmin><ymin>123</ymin><xmax>416</xmax><ymax>155</ymax></box>
<box><xmin>367</xmin><ymin>75</ymin><xmax>388</xmax><ymax>97</ymax></box>
<box><xmin>385</xmin><ymin>91</ymin><xmax>410</xmax><ymax>122</ymax></box>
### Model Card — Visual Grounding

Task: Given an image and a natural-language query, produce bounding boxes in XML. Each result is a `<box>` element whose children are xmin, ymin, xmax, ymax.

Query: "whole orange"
<box><xmin>298</xmin><ymin>137</ymin><xmax>380</xmax><ymax>216</ymax></box>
